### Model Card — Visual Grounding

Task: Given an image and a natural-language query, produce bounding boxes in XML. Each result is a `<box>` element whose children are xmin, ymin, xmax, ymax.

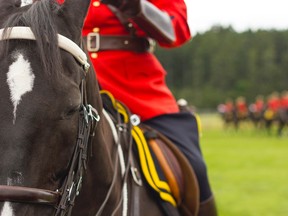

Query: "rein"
<box><xmin>0</xmin><ymin>27</ymin><xmax>101</xmax><ymax>215</ymax></box>
<box><xmin>0</xmin><ymin>186</ymin><xmax>60</xmax><ymax>205</ymax></box>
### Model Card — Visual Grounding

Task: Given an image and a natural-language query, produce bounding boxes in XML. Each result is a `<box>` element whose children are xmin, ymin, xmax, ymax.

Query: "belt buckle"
<box><xmin>87</xmin><ymin>32</ymin><xmax>100</xmax><ymax>52</ymax></box>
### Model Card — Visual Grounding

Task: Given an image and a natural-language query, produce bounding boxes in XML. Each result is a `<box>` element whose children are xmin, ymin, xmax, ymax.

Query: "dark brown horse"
<box><xmin>0</xmin><ymin>0</ymin><xmax>168</xmax><ymax>215</ymax></box>
<box><xmin>277</xmin><ymin>108</ymin><xmax>288</xmax><ymax>136</ymax></box>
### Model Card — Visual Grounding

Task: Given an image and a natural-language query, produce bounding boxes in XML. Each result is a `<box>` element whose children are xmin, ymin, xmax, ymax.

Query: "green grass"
<box><xmin>199</xmin><ymin>113</ymin><xmax>288</xmax><ymax>216</ymax></box>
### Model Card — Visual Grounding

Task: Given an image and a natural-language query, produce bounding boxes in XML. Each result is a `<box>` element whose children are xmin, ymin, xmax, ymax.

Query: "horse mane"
<box><xmin>0</xmin><ymin>0</ymin><xmax>63</xmax><ymax>75</ymax></box>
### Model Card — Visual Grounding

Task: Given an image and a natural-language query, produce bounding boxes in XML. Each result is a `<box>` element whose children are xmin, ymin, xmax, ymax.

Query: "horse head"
<box><xmin>0</xmin><ymin>0</ymin><xmax>102</xmax><ymax>215</ymax></box>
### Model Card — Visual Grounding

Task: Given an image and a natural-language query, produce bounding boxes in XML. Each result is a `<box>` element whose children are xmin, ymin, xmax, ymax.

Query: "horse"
<box><xmin>0</xmin><ymin>1</ymin><xmax>198</xmax><ymax>215</ymax></box>
<box><xmin>217</xmin><ymin>104</ymin><xmax>239</xmax><ymax>130</ymax></box>
<box><xmin>276</xmin><ymin>108</ymin><xmax>288</xmax><ymax>136</ymax></box>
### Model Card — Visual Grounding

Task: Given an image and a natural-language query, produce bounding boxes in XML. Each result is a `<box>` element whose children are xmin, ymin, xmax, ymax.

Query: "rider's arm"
<box><xmin>103</xmin><ymin>0</ymin><xmax>191</xmax><ymax>47</ymax></box>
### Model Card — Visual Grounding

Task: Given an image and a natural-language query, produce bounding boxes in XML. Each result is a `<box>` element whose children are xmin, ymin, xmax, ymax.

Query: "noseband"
<box><xmin>0</xmin><ymin>27</ymin><xmax>100</xmax><ymax>215</ymax></box>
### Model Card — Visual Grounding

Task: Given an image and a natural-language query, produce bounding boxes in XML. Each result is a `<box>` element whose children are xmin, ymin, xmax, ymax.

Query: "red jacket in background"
<box><xmin>57</xmin><ymin>0</ymin><xmax>191</xmax><ymax>121</ymax></box>
<box><xmin>267</xmin><ymin>98</ymin><xmax>281</xmax><ymax>112</ymax></box>
<box><xmin>280</xmin><ymin>97</ymin><xmax>288</xmax><ymax>109</ymax></box>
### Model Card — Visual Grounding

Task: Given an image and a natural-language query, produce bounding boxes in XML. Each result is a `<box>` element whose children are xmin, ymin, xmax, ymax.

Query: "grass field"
<box><xmin>199</xmin><ymin>113</ymin><xmax>288</xmax><ymax>216</ymax></box>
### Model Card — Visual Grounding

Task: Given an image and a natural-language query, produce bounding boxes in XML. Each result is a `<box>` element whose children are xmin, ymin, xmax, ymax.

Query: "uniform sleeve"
<box><xmin>149</xmin><ymin>0</ymin><xmax>191</xmax><ymax>47</ymax></box>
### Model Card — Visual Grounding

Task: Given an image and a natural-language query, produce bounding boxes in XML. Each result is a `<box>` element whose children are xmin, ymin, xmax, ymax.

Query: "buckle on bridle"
<box><xmin>87</xmin><ymin>32</ymin><xmax>100</xmax><ymax>52</ymax></box>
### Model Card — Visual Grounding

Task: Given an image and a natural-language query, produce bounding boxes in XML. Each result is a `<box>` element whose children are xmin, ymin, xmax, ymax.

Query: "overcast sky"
<box><xmin>185</xmin><ymin>0</ymin><xmax>288</xmax><ymax>35</ymax></box>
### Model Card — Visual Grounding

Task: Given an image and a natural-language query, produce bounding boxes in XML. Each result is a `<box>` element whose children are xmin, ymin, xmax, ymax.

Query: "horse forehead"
<box><xmin>6</xmin><ymin>51</ymin><xmax>35</xmax><ymax>124</ymax></box>
<box><xmin>21</xmin><ymin>0</ymin><xmax>33</xmax><ymax>7</ymax></box>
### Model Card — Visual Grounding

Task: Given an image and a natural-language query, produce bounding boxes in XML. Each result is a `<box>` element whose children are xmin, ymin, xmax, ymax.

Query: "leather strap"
<box><xmin>0</xmin><ymin>185</ymin><xmax>60</xmax><ymax>205</ymax></box>
<box><xmin>129</xmin><ymin>155</ymin><xmax>142</xmax><ymax>216</ymax></box>
<box><xmin>84</xmin><ymin>34</ymin><xmax>154</xmax><ymax>53</ymax></box>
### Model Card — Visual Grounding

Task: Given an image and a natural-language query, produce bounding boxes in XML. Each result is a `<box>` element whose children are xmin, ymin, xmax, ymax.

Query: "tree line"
<box><xmin>155</xmin><ymin>25</ymin><xmax>288</xmax><ymax>110</ymax></box>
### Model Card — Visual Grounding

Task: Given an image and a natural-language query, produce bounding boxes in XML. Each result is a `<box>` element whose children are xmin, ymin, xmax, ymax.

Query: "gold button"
<box><xmin>93</xmin><ymin>27</ymin><xmax>100</xmax><ymax>33</ymax></box>
<box><xmin>93</xmin><ymin>1</ymin><xmax>100</xmax><ymax>7</ymax></box>
<box><xmin>91</xmin><ymin>53</ymin><xmax>98</xmax><ymax>59</ymax></box>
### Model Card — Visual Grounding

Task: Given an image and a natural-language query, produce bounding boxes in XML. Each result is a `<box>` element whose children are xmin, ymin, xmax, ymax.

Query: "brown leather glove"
<box><xmin>101</xmin><ymin>0</ymin><xmax>175</xmax><ymax>44</ymax></box>
<box><xmin>119</xmin><ymin>0</ymin><xmax>141</xmax><ymax>17</ymax></box>
<box><xmin>123</xmin><ymin>0</ymin><xmax>176</xmax><ymax>44</ymax></box>
<box><xmin>101</xmin><ymin>0</ymin><xmax>141</xmax><ymax>17</ymax></box>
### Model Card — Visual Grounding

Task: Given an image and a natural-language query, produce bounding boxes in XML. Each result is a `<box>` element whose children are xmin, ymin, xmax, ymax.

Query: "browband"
<box><xmin>0</xmin><ymin>26</ymin><xmax>90</xmax><ymax>71</ymax></box>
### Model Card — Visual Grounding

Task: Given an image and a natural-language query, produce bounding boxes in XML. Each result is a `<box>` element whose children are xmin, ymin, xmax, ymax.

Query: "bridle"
<box><xmin>0</xmin><ymin>27</ymin><xmax>100</xmax><ymax>215</ymax></box>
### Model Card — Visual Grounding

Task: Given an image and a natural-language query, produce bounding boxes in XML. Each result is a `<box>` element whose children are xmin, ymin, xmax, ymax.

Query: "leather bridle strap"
<box><xmin>0</xmin><ymin>185</ymin><xmax>60</xmax><ymax>205</ymax></box>
<box><xmin>0</xmin><ymin>27</ymin><xmax>90</xmax><ymax>72</ymax></box>
<box><xmin>55</xmin><ymin>80</ymin><xmax>100</xmax><ymax>216</ymax></box>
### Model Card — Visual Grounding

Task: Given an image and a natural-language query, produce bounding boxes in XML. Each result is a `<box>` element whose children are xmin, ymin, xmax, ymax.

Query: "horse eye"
<box><xmin>51</xmin><ymin>169</ymin><xmax>68</xmax><ymax>182</ymax></box>
<box><xmin>65</xmin><ymin>105</ymin><xmax>81</xmax><ymax>117</ymax></box>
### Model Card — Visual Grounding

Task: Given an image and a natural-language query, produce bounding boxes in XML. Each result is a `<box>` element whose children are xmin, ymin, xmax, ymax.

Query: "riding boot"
<box><xmin>197</xmin><ymin>195</ymin><xmax>218</xmax><ymax>216</ymax></box>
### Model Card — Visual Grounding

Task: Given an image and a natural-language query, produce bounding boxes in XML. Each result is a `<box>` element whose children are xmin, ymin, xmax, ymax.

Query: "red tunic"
<box><xmin>81</xmin><ymin>0</ymin><xmax>191</xmax><ymax>121</ymax></box>
<box><xmin>267</xmin><ymin>99</ymin><xmax>281</xmax><ymax>112</ymax></box>
<box><xmin>56</xmin><ymin>0</ymin><xmax>191</xmax><ymax>120</ymax></box>
<box><xmin>255</xmin><ymin>100</ymin><xmax>264</xmax><ymax>112</ymax></box>
<box><xmin>280</xmin><ymin>97</ymin><xmax>288</xmax><ymax>109</ymax></box>
<box><xmin>225</xmin><ymin>102</ymin><xmax>234</xmax><ymax>113</ymax></box>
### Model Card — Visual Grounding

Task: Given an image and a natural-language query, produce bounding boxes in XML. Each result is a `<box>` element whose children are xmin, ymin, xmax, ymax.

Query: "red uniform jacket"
<box><xmin>267</xmin><ymin>99</ymin><xmax>281</xmax><ymax>112</ymax></box>
<box><xmin>254</xmin><ymin>100</ymin><xmax>264</xmax><ymax>112</ymax></box>
<box><xmin>280</xmin><ymin>97</ymin><xmax>288</xmax><ymax>109</ymax></box>
<box><xmin>59</xmin><ymin>0</ymin><xmax>191</xmax><ymax>121</ymax></box>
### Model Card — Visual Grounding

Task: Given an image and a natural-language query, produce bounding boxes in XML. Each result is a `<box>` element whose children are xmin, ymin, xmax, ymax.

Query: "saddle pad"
<box><xmin>100</xmin><ymin>90</ymin><xmax>199</xmax><ymax>215</ymax></box>
<box><xmin>140</xmin><ymin>125</ymin><xmax>200</xmax><ymax>216</ymax></box>
<box><xmin>131</xmin><ymin>125</ymin><xmax>177</xmax><ymax>207</ymax></box>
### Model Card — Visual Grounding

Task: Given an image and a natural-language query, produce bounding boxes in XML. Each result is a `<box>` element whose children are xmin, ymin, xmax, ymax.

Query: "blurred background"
<box><xmin>154</xmin><ymin>1</ymin><xmax>288</xmax><ymax>215</ymax></box>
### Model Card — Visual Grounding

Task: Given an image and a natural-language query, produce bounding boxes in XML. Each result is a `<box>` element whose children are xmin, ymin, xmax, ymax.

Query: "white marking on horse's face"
<box><xmin>0</xmin><ymin>179</ymin><xmax>15</xmax><ymax>216</ymax></box>
<box><xmin>0</xmin><ymin>202</ymin><xmax>14</xmax><ymax>216</ymax></box>
<box><xmin>7</xmin><ymin>52</ymin><xmax>35</xmax><ymax>124</ymax></box>
<box><xmin>21</xmin><ymin>0</ymin><xmax>33</xmax><ymax>7</ymax></box>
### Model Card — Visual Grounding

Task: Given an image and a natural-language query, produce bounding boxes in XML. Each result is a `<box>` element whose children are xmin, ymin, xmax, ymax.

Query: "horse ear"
<box><xmin>61</xmin><ymin>0</ymin><xmax>91</xmax><ymax>31</ymax></box>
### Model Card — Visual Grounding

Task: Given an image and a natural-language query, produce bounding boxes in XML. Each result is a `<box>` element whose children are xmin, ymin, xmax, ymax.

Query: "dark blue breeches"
<box><xmin>144</xmin><ymin>112</ymin><xmax>212</xmax><ymax>202</ymax></box>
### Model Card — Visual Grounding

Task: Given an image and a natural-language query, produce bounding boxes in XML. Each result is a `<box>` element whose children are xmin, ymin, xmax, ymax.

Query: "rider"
<box><xmin>235</xmin><ymin>96</ymin><xmax>248</xmax><ymax>120</ymax></box>
<box><xmin>57</xmin><ymin>0</ymin><xmax>217</xmax><ymax>215</ymax></box>
<box><xmin>280</xmin><ymin>90</ymin><xmax>288</xmax><ymax>110</ymax></box>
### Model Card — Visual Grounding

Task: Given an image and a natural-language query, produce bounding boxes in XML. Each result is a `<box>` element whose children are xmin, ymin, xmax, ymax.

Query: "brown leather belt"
<box><xmin>84</xmin><ymin>33</ymin><xmax>155</xmax><ymax>53</ymax></box>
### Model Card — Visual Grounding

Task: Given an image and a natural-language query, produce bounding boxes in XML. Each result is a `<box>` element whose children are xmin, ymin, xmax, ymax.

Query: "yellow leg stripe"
<box><xmin>194</xmin><ymin>113</ymin><xmax>202</xmax><ymax>138</ymax></box>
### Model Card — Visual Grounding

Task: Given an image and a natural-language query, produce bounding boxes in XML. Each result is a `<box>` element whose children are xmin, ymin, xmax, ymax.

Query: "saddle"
<box><xmin>101</xmin><ymin>90</ymin><xmax>199</xmax><ymax>216</ymax></box>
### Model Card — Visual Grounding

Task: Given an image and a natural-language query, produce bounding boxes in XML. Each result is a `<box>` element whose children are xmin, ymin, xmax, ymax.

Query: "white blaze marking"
<box><xmin>0</xmin><ymin>203</ymin><xmax>14</xmax><ymax>216</ymax></box>
<box><xmin>7</xmin><ymin>52</ymin><xmax>35</xmax><ymax>124</ymax></box>
<box><xmin>0</xmin><ymin>179</ymin><xmax>14</xmax><ymax>216</ymax></box>
<box><xmin>21</xmin><ymin>0</ymin><xmax>33</xmax><ymax>7</ymax></box>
